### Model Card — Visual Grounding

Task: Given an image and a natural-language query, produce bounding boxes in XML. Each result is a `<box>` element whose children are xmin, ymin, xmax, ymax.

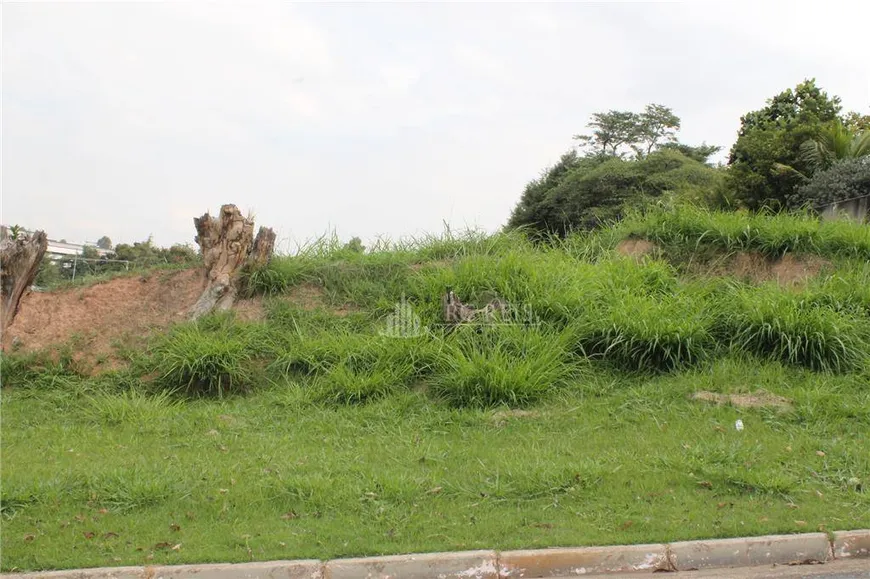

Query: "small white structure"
<box><xmin>0</xmin><ymin>225</ymin><xmax>111</xmax><ymax>258</ymax></box>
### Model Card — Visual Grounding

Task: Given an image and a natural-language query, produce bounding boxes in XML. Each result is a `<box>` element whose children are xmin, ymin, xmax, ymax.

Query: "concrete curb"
<box><xmin>3</xmin><ymin>530</ymin><xmax>868</xmax><ymax>579</ymax></box>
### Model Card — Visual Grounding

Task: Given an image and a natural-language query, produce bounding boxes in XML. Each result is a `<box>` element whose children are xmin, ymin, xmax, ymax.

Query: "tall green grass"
<box><xmin>716</xmin><ymin>284</ymin><xmax>870</xmax><ymax>372</ymax></box>
<box><xmin>171</xmin><ymin>229</ymin><xmax>870</xmax><ymax>400</ymax></box>
<box><xmin>572</xmin><ymin>290</ymin><xmax>715</xmax><ymax>372</ymax></box>
<box><xmin>145</xmin><ymin>313</ymin><xmax>271</xmax><ymax>397</ymax></box>
<box><xmin>431</xmin><ymin>325</ymin><xmax>580</xmax><ymax>408</ymax></box>
<box><xmin>623</xmin><ymin>204</ymin><xmax>870</xmax><ymax>259</ymax></box>
<box><xmin>10</xmin><ymin>209</ymin><xmax>869</xmax><ymax>407</ymax></box>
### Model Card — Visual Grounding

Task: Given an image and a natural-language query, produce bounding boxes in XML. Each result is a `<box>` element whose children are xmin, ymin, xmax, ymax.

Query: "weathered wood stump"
<box><xmin>190</xmin><ymin>204</ymin><xmax>275</xmax><ymax>320</ymax></box>
<box><xmin>1</xmin><ymin>229</ymin><xmax>48</xmax><ymax>334</ymax></box>
<box><xmin>441</xmin><ymin>286</ymin><xmax>509</xmax><ymax>326</ymax></box>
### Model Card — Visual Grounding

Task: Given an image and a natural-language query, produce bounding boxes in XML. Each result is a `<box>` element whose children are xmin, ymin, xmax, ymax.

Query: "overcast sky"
<box><xmin>3</xmin><ymin>1</ymin><xmax>868</xmax><ymax>252</ymax></box>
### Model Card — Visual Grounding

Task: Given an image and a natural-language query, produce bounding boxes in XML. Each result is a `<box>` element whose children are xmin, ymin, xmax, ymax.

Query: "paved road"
<box><xmin>556</xmin><ymin>559</ymin><xmax>869</xmax><ymax>578</ymax></box>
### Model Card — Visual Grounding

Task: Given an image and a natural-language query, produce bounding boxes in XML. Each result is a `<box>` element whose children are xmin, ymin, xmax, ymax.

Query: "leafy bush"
<box><xmin>508</xmin><ymin>150</ymin><xmax>722</xmax><ymax>236</ymax></box>
<box><xmin>789</xmin><ymin>157</ymin><xmax>870</xmax><ymax>210</ymax></box>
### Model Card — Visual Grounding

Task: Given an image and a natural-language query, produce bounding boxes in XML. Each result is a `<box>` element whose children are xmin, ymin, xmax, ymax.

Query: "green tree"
<box><xmin>34</xmin><ymin>256</ymin><xmax>63</xmax><ymax>287</ymax></box>
<box><xmin>799</xmin><ymin>121</ymin><xmax>870</xmax><ymax>173</ymax></box>
<box><xmin>573</xmin><ymin>104</ymin><xmax>682</xmax><ymax>159</ymax></box>
<box><xmin>343</xmin><ymin>237</ymin><xmax>365</xmax><ymax>253</ymax></box>
<box><xmin>726</xmin><ymin>79</ymin><xmax>842</xmax><ymax>210</ymax></box>
<box><xmin>634</xmin><ymin>104</ymin><xmax>681</xmax><ymax>156</ymax></box>
<box><xmin>96</xmin><ymin>236</ymin><xmax>112</xmax><ymax>250</ymax></box>
<box><xmin>164</xmin><ymin>243</ymin><xmax>199</xmax><ymax>264</ymax></box>
<box><xmin>842</xmin><ymin>111</ymin><xmax>870</xmax><ymax>133</ymax></box>
<box><xmin>81</xmin><ymin>245</ymin><xmax>101</xmax><ymax>259</ymax></box>
<box><xmin>573</xmin><ymin>110</ymin><xmax>641</xmax><ymax>157</ymax></box>
<box><xmin>508</xmin><ymin>149</ymin><xmax>722</xmax><ymax>236</ymax></box>
<box><xmin>658</xmin><ymin>142</ymin><xmax>722</xmax><ymax>165</ymax></box>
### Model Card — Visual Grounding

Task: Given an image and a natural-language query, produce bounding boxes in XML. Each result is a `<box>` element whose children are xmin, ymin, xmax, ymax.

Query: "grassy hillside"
<box><xmin>2</xmin><ymin>206</ymin><xmax>869</xmax><ymax>571</ymax></box>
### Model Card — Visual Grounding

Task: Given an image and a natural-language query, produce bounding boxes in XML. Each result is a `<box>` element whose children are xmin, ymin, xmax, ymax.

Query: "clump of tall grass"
<box><xmin>272</xmin><ymin>330</ymin><xmax>439</xmax><ymax>387</ymax></box>
<box><xmin>266</xmin><ymin>305</ymin><xmax>442</xmax><ymax>403</ymax></box>
<box><xmin>624</xmin><ymin>204</ymin><xmax>870</xmax><ymax>259</ymax></box>
<box><xmin>804</xmin><ymin>263</ymin><xmax>870</xmax><ymax>315</ymax></box>
<box><xmin>572</xmin><ymin>289</ymin><xmax>715</xmax><ymax>373</ymax></box>
<box><xmin>83</xmin><ymin>389</ymin><xmax>180</xmax><ymax>426</ymax></box>
<box><xmin>431</xmin><ymin>325</ymin><xmax>580</xmax><ymax>408</ymax></box>
<box><xmin>308</xmin><ymin>361</ymin><xmax>415</xmax><ymax>406</ymax></box>
<box><xmin>716</xmin><ymin>284</ymin><xmax>870</xmax><ymax>372</ymax></box>
<box><xmin>241</xmin><ymin>227</ymin><xmax>531</xmax><ymax>305</ymax></box>
<box><xmin>147</xmin><ymin>313</ymin><xmax>264</xmax><ymax>397</ymax></box>
<box><xmin>551</xmin><ymin>227</ymin><xmax>624</xmax><ymax>262</ymax></box>
<box><xmin>0</xmin><ymin>347</ymin><xmax>86</xmax><ymax>389</ymax></box>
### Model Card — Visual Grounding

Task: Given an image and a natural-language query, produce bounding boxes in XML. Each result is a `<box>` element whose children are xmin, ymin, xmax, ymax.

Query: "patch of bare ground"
<box><xmin>283</xmin><ymin>283</ymin><xmax>358</xmax><ymax>316</ymax></box>
<box><xmin>698</xmin><ymin>251</ymin><xmax>832</xmax><ymax>286</ymax></box>
<box><xmin>691</xmin><ymin>390</ymin><xmax>793</xmax><ymax>411</ymax></box>
<box><xmin>2</xmin><ymin>268</ymin><xmax>264</xmax><ymax>372</ymax></box>
<box><xmin>615</xmin><ymin>238</ymin><xmax>658</xmax><ymax>258</ymax></box>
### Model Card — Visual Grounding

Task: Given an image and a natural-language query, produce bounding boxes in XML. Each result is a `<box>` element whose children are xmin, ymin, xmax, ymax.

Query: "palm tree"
<box><xmin>799</xmin><ymin>121</ymin><xmax>870</xmax><ymax>173</ymax></box>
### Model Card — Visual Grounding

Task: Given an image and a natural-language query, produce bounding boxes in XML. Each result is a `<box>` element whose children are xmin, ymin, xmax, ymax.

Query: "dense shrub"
<box><xmin>789</xmin><ymin>157</ymin><xmax>870</xmax><ymax>211</ymax></box>
<box><xmin>508</xmin><ymin>150</ymin><xmax>722</xmax><ymax>236</ymax></box>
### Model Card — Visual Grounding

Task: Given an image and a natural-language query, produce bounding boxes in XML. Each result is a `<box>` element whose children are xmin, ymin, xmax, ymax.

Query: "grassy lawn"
<box><xmin>2</xmin><ymin>207</ymin><xmax>869</xmax><ymax>572</ymax></box>
<box><xmin>3</xmin><ymin>358</ymin><xmax>869</xmax><ymax>572</ymax></box>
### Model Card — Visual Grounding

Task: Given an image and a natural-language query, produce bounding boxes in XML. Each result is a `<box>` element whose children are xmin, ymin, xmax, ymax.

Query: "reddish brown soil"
<box><xmin>0</xmin><ymin>270</ymin><xmax>361</xmax><ymax>374</ymax></box>
<box><xmin>617</xmin><ymin>237</ymin><xmax>831</xmax><ymax>285</ymax></box>
<box><xmin>706</xmin><ymin>251</ymin><xmax>831</xmax><ymax>286</ymax></box>
<box><xmin>615</xmin><ymin>238</ymin><xmax>658</xmax><ymax>258</ymax></box>
<box><xmin>1</xmin><ymin>269</ymin><xmax>264</xmax><ymax>371</ymax></box>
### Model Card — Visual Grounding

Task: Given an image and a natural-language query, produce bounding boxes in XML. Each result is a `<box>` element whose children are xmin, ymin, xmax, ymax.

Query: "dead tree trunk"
<box><xmin>190</xmin><ymin>204</ymin><xmax>275</xmax><ymax>320</ymax></box>
<box><xmin>249</xmin><ymin>226</ymin><xmax>277</xmax><ymax>269</ymax></box>
<box><xmin>1</xmin><ymin>230</ymin><xmax>48</xmax><ymax>334</ymax></box>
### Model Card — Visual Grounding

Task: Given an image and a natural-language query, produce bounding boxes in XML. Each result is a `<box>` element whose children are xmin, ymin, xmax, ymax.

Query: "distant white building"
<box><xmin>0</xmin><ymin>225</ymin><xmax>112</xmax><ymax>258</ymax></box>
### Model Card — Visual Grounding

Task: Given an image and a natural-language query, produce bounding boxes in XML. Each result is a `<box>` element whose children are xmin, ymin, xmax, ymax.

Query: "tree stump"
<box><xmin>1</xmin><ymin>230</ymin><xmax>48</xmax><ymax>334</ymax></box>
<box><xmin>190</xmin><ymin>204</ymin><xmax>275</xmax><ymax>320</ymax></box>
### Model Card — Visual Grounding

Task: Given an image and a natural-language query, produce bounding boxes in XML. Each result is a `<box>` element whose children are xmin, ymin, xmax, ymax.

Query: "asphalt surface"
<box><xmin>558</xmin><ymin>559</ymin><xmax>869</xmax><ymax>578</ymax></box>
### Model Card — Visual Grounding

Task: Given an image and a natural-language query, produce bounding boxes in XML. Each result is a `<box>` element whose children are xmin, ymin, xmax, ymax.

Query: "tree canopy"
<box><xmin>508</xmin><ymin>149</ymin><xmax>722</xmax><ymax>236</ymax></box>
<box><xmin>509</xmin><ymin>103</ymin><xmax>723</xmax><ymax>236</ymax></box>
<box><xmin>573</xmin><ymin>103</ymin><xmax>681</xmax><ymax>159</ymax></box>
<box><xmin>725</xmin><ymin>78</ymin><xmax>859</xmax><ymax>210</ymax></box>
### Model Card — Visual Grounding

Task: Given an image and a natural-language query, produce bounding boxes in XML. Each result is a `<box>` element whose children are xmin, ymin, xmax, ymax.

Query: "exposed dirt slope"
<box><xmin>615</xmin><ymin>239</ymin><xmax>832</xmax><ymax>285</ymax></box>
<box><xmin>1</xmin><ymin>269</ymin><xmax>265</xmax><ymax>369</ymax></box>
